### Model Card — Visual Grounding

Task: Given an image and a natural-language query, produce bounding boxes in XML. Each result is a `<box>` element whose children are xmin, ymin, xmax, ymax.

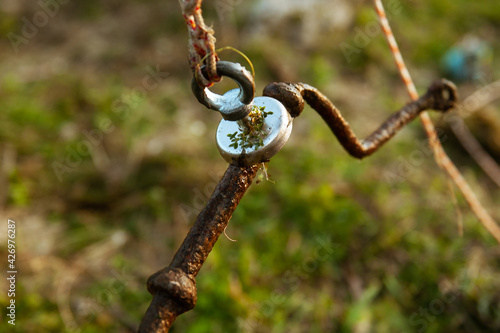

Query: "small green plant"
<box><xmin>256</xmin><ymin>162</ymin><xmax>275</xmax><ymax>184</ymax></box>
<box><xmin>227</xmin><ymin>105</ymin><xmax>273</xmax><ymax>150</ymax></box>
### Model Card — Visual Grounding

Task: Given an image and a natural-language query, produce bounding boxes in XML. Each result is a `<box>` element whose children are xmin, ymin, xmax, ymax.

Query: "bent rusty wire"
<box><xmin>138</xmin><ymin>79</ymin><xmax>458</xmax><ymax>332</ymax></box>
<box><xmin>263</xmin><ymin>79</ymin><xmax>457</xmax><ymax>158</ymax></box>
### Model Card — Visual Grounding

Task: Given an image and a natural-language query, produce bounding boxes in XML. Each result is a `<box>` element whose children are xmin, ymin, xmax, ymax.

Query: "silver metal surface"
<box><xmin>216</xmin><ymin>96</ymin><xmax>293</xmax><ymax>166</ymax></box>
<box><xmin>191</xmin><ymin>61</ymin><xmax>255</xmax><ymax>121</ymax></box>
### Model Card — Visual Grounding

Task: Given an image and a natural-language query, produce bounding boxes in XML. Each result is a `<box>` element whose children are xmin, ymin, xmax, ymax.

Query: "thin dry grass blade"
<box><xmin>373</xmin><ymin>0</ymin><xmax>500</xmax><ymax>243</ymax></box>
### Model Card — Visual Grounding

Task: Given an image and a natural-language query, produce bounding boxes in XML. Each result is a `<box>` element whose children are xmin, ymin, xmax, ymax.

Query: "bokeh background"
<box><xmin>1</xmin><ymin>0</ymin><xmax>500</xmax><ymax>332</ymax></box>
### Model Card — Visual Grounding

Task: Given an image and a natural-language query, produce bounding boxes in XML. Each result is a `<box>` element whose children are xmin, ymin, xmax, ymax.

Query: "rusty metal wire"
<box><xmin>138</xmin><ymin>164</ymin><xmax>259</xmax><ymax>332</ymax></box>
<box><xmin>263</xmin><ymin>79</ymin><xmax>458</xmax><ymax>158</ymax></box>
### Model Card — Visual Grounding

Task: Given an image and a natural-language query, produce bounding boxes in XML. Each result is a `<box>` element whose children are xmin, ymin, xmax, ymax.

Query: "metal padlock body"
<box><xmin>216</xmin><ymin>95</ymin><xmax>293</xmax><ymax>166</ymax></box>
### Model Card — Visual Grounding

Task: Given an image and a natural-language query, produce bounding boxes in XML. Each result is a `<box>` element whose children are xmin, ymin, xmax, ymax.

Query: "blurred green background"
<box><xmin>1</xmin><ymin>0</ymin><xmax>500</xmax><ymax>332</ymax></box>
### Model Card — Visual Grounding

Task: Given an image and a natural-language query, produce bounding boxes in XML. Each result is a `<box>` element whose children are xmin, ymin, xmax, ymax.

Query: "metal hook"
<box><xmin>191</xmin><ymin>61</ymin><xmax>255</xmax><ymax>121</ymax></box>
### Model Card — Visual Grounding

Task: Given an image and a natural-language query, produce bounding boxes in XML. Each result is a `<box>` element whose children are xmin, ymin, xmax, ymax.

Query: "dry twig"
<box><xmin>373</xmin><ymin>0</ymin><xmax>500</xmax><ymax>243</ymax></box>
<box><xmin>452</xmin><ymin>80</ymin><xmax>500</xmax><ymax>187</ymax></box>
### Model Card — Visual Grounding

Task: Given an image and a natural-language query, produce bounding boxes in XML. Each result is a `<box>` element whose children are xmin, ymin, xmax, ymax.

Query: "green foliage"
<box><xmin>228</xmin><ymin>105</ymin><xmax>273</xmax><ymax>150</ymax></box>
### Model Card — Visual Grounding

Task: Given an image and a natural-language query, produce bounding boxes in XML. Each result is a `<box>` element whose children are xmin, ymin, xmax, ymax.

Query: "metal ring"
<box><xmin>191</xmin><ymin>61</ymin><xmax>255</xmax><ymax>121</ymax></box>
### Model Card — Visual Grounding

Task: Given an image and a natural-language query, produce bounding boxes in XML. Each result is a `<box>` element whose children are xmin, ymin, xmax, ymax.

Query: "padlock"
<box><xmin>192</xmin><ymin>61</ymin><xmax>293</xmax><ymax>166</ymax></box>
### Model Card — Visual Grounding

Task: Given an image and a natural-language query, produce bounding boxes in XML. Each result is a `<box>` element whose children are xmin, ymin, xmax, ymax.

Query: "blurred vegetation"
<box><xmin>0</xmin><ymin>0</ymin><xmax>500</xmax><ymax>332</ymax></box>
